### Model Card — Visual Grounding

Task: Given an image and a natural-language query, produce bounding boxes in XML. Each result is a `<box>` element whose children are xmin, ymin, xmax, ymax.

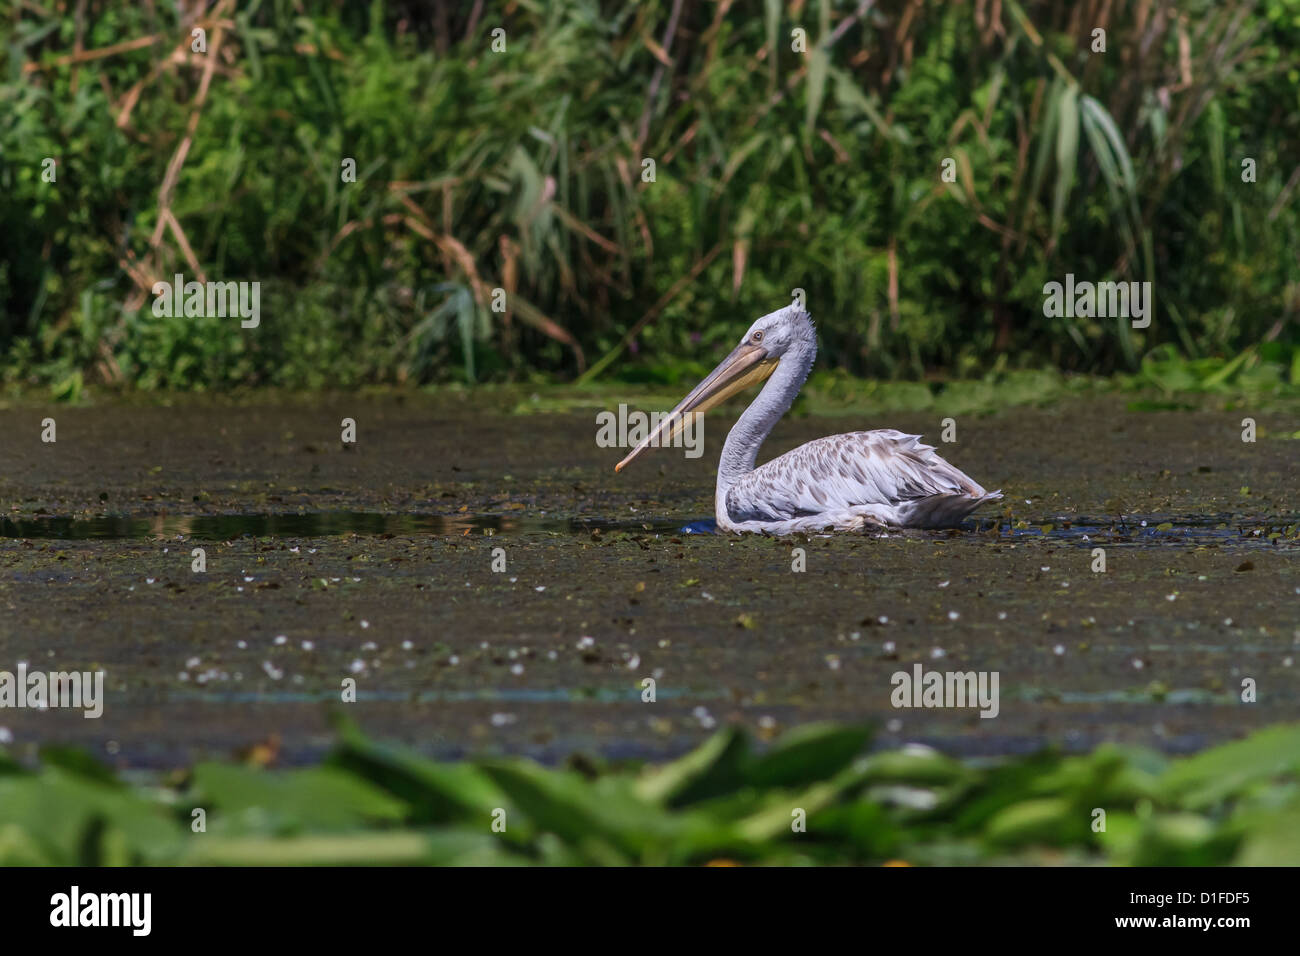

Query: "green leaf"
<box><xmin>805</xmin><ymin>46</ymin><xmax>829</xmax><ymax>135</ymax></box>
<box><xmin>747</xmin><ymin>722</ymin><xmax>872</xmax><ymax>788</ymax></box>
<box><xmin>0</xmin><ymin>771</ymin><xmax>183</xmax><ymax>865</ymax></box>
<box><xmin>984</xmin><ymin>797</ymin><xmax>1083</xmax><ymax>847</ymax></box>
<box><xmin>1234</xmin><ymin>804</ymin><xmax>1300</xmax><ymax>865</ymax></box>
<box><xmin>636</xmin><ymin>727</ymin><xmax>750</xmax><ymax>806</ymax></box>
<box><xmin>1160</xmin><ymin>724</ymin><xmax>1300</xmax><ymax>809</ymax></box>
<box><xmin>1131</xmin><ymin>813</ymin><xmax>1240</xmax><ymax>866</ymax></box>
<box><xmin>1051</xmin><ymin>84</ymin><xmax>1079</xmax><ymax>245</ymax></box>
<box><xmin>184</xmin><ymin>828</ymin><xmax>518</xmax><ymax>866</ymax></box>
<box><xmin>190</xmin><ymin>764</ymin><xmax>409</xmax><ymax>833</ymax></box>
<box><xmin>325</xmin><ymin>716</ymin><xmax>509</xmax><ymax>826</ymax></box>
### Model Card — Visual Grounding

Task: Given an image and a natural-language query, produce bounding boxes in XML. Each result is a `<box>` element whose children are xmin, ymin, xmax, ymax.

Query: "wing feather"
<box><xmin>725</xmin><ymin>430</ymin><xmax>986</xmax><ymax>522</ymax></box>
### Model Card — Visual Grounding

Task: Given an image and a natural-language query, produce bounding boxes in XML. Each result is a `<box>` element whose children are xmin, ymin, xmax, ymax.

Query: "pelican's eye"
<box><xmin>751</xmin><ymin>330</ymin><xmax>764</xmax><ymax>343</ymax></box>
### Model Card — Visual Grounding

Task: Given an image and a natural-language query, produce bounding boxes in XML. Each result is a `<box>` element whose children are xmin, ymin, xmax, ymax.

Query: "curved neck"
<box><xmin>716</xmin><ymin>338</ymin><xmax>816</xmax><ymax>493</ymax></box>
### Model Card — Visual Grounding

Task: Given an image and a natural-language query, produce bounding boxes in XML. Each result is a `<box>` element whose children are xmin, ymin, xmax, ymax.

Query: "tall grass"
<box><xmin>1</xmin><ymin>0</ymin><xmax>1296</xmax><ymax>390</ymax></box>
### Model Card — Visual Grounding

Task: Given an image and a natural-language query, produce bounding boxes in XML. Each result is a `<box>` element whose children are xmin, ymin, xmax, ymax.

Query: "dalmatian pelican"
<box><xmin>615</xmin><ymin>304</ymin><xmax>1002</xmax><ymax>533</ymax></box>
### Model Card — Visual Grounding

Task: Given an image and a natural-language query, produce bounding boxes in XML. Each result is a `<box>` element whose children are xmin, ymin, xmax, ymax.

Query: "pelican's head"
<box><xmin>615</xmin><ymin>304</ymin><xmax>813</xmax><ymax>472</ymax></box>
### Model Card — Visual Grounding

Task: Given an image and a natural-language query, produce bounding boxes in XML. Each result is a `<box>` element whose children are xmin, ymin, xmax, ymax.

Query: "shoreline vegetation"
<box><xmin>3</xmin><ymin>359</ymin><xmax>1298</xmax><ymax>419</ymax></box>
<box><xmin>3</xmin><ymin>2</ymin><xmax>1297</xmax><ymax>393</ymax></box>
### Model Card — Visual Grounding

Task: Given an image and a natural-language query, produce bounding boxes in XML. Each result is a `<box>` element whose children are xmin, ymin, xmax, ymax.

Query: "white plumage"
<box><xmin>617</xmin><ymin>304</ymin><xmax>1002</xmax><ymax>534</ymax></box>
<box><xmin>722</xmin><ymin>429</ymin><xmax>1001</xmax><ymax>533</ymax></box>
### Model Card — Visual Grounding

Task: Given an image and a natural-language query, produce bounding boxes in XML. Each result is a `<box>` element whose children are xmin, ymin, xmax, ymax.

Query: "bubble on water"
<box><xmin>301</xmin><ymin>641</ymin><xmax>314</xmax><ymax>651</ymax></box>
<box><xmin>237</xmin><ymin>640</ymin><xmax>247</xmax><ymax>649</ymax></box>
<box><xmin>938</xmin><ymin>580</ymin><xmax>950</xmax><ymax>588</ymax></box>
<box><xmin>349</xmin><ymin>659</ymin><xmax>366</xmax><ymax>673</ymax></box>
<box><xmin>261</xmin><ymin>661</ymin><xmax>283</xmax><ymax>680</ymax></box>
<box><xmin>274</xmin><ymin>635</ymin><xmax>287</xmax><ymax>645</ymax></box>
<box><xmin>577</xmin><ymin>636</ymin><xmax>595</xmax><ymax>649</ymax></box>
<box><xmin>627</xmin><ymin>654</ymin><xmax>640</xmax><ymax>670</ymax></box>
<box><xmin>947</xmin><ymin>611</ymin><xmax>960</xmax><ymax>621</ymax></box>
<box><xmin>535</xmin><ymin>586</ymin><xmax>546</xmax><ymax>592</ymax></box>
<box><xmin>510</xmin><ymin>664</ymin><xmax>524</xmax><ymax>676</ymax></box>
<box><xmin>931</xmin><ymin>647</ymin><xmax>946</xmax><ymax>659</ymax></box>
<box><xmin>1053</xmin><ymin>645</ymin><xmax>1065</xmax><ymax>656</ymax></box>
<box><xmin>491</xmin><ymin>713</ymin><xmax>516</xmax><ymax>727</ymax></box>
<box><xmin>886</xmin><ymin>718</ymin><xmax>903</xmax><ymax>733</ymax></box>
<box><xmin>401</xmin><ymin>640</ymin><xmax>413</xmax><ymax>650</ymax></box>
<box><xmin>1132</xmin><ymin>658</ymin><xmax>1145</xmax><ymax>669</ymax></box>
<box><xmin>186</xmin><ymin>657</ymin><xmax>200</xmax><ymax>668</ymax></box>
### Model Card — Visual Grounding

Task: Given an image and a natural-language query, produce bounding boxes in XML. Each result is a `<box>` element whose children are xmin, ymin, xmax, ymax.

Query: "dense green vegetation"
<box><xmin>2</xmin><ymin>0</ymin><xmax>1298</xmax><ymax>393</ymax></box>
<box><xmin>2</xmin><ymin>719</ymin><xmax>1298</xmax><ymax>865</ymax></box>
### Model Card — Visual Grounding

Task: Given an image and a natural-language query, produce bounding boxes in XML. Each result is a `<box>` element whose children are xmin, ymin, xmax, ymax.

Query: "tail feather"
<box><xmin>900</xmin><ymin>489</ymin><xmax>1002</xmax><ymax>529</ymax></box>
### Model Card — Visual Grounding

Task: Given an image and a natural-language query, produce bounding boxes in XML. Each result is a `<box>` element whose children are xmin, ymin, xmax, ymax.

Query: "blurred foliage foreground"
<box><xmin>2</xmin><ymin>719</ymin><xmax>1299</xmax><ymax>865</ymax></box>
<box><xmin>1</xmin><ymin>0</ymin><xmax>1298</xmax><ymax>394</ymax></box>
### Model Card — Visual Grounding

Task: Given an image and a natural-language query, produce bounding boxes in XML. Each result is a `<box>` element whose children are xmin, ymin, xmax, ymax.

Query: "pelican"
<box><xmin>614</xmin><ymin>304</ymin><xmax>1002</xmax><ymax>533</ymax></box>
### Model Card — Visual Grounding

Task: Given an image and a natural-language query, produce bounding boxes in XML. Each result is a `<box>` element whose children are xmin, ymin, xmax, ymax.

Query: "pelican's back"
<box><xmin>725</xmin><ymin>429</ymin><xmax>1001</xmax><ymax>529</ymax></box>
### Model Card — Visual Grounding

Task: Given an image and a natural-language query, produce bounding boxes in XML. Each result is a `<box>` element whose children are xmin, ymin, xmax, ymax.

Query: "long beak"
<box><xmin>615</xmin><ymin>343</ymin><xmax>779</xmax><ymax>472</ymax></box>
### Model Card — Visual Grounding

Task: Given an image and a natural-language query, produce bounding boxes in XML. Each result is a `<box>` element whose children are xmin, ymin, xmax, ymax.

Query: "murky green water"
<box><xmin>0</xmin><ymin>393</ymin><xmax>1296</xmax><ymax>768</ymax></box>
